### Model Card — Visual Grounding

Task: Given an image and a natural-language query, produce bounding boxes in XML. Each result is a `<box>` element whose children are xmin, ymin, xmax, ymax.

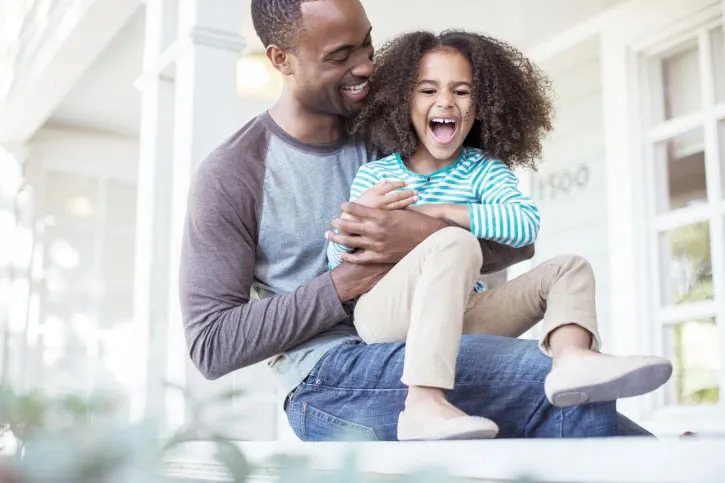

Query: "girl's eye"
<box><xmin>456</xmin><ymin>90</ymin><xmax>471</xmax><ymax>96</ymax></box>
<box><xmin>420</xmin><ymin>89</ymin><xmax>436</xmax><ymax>95</ymax></box>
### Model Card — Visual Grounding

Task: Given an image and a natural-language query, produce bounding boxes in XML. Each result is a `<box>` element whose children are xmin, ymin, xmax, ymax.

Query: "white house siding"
<box><xmin>526</xmin><ymin>38</ymin><xmax>613</xmax><ymax>344</ymax></box>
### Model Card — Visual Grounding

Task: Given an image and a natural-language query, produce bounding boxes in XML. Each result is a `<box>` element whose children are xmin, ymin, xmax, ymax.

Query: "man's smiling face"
<box><xmin>287</xmin><ymin>0</ymin><xmax>374</xmax><ymax>118</ymax></box>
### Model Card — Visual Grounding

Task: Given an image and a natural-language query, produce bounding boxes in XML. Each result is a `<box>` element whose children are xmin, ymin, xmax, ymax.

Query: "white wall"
<box><xmin>31</xmin><ymin>125</ymin><xmax>139</xmax><ymax>181</ymax></box>
<box><xmin>526</xmin><ymin>38</ymin><xmax>612</xmax><ymax>344</ymax></box>
<box><xmin>238</xmin><ymin>0</ymin><xmax>630</xmax><ymax>53</ymax></box>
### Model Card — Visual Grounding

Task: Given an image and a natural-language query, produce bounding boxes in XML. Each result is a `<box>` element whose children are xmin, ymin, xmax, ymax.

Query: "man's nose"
<box><xmin>351</xmin><ymin>54</ymin><xmax>374</xmax><ymax>79</ymax></box>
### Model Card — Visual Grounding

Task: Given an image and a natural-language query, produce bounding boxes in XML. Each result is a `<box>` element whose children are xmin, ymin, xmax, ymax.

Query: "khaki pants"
<box><xmin>353</xmin><ymin>227</ymin><xmax>602</xmax><ymax>389</ymax></box>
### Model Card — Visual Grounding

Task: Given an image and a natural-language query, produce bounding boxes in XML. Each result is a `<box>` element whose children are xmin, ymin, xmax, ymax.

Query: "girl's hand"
<box><xmin>356</xmin><ymin>180</ymin><xmax>418</xmax><ymax>210</ymax></box>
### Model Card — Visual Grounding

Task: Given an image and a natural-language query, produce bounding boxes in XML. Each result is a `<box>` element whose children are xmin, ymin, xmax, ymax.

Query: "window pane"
<box><xmin>106</xmin><ymin>180</ymin><xmax>137</xmax><ymax>228</ymax></box>
<box><xmin>720</xmin><ymin>121</ymin><xmax>725</xmax><ymax>197</ymax></box>
<box><xmin>653</xmin><ymin>128</ymin><xmax>706</xmax><ymax>213</ymax></box>
<box><xmin>44</xmin><ymin>171</ymin><xmax>98</xmax><ymax>223</ymax></box>
<box><xmin>98</xmin><ymin>288</ymin><xmax>133</xmax><ymax>330</ymax></box>
<box><xmin>101</xmin><ymin>230</ymin><xmax>135</xmax><ymax>285</ymax></box>
<box><xmin>664</xmin><ymin>318</ymin><xmax>720</xmax><ymax>406</ymax></box>
<box><xmin>712</xmin><ymin>27</ymin><xmax>725</xmax><ymax>104</ymax></box>
<box><xmin>44</xmin><ymin>225</ymin><xmax>96</xmax><ymax>292</ymax></box>
<box><xmin>39</xmin><ymin>292</ymin><xmax>97</xmax><ymax>394</ymax></box>
<box><xmin>659</xmin><ymin>222</ymin><xmax>712</xmax><ymax>305</ymax></box>
<box><xmin>652</xmin><ymin>41</ymin><xmax>701</xmax><ymax>122</ymax></box>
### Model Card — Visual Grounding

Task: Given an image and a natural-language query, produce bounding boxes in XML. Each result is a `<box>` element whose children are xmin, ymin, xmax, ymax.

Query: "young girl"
<box><xmin>327</xmin><ymin>30</ymin><xmax>672</xmax><ymax>441</ymax></box>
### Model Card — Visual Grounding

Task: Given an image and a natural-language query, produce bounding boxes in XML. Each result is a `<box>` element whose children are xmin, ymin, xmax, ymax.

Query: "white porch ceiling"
<box><xmin>47</xmin><ymin>0</ymin><xmax>629</xmax><ymax>138</ymax></box>
<box><xmin>48</xmin><ymin>7</ymin><xmax>144</xmax><ymax>137</ymax></box>
<box><xmin>240</xmin><ymin>0</ymin><xmax>629</xmax><ymax>53</ymax></box>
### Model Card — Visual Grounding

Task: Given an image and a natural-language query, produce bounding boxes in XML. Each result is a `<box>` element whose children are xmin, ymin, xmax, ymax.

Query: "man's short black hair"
<box><xmin>251</xmin><ymin>0</ymin><xmax>318</xmax><ymax>49</ymax></box>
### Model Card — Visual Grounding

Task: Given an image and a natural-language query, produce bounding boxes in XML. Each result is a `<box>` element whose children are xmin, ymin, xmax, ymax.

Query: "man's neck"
<box><xmin>268</xmin><ymin>95</ymin><xmax>345</xmax><ymax>145</ymax></box>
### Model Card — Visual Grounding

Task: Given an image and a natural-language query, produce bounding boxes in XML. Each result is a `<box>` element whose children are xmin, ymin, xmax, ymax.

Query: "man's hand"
<box><xmin>330</xmin><ymin>261</ymin><xmax>393</xmax><ymax>302</ymax></box>
<box><xmin>326</xmin><ymin>202</ymin><xmax>448</xmax><ymax>264</ymax></box>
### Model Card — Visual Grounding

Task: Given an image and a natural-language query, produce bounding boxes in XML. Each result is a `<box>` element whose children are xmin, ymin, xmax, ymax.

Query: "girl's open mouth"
<box><xmin>428</xmin><ymin>117</ymin><xmax>458</xmax><ymax>144</ymax></box>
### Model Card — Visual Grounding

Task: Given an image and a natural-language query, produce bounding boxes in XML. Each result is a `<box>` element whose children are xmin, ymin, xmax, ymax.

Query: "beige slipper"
<box><xmin>397</xmin><ymin>410</ymin><xmax>499</xmax><ymax>441</ymax></box>
<box><xmin>545</xmin><ymin>354</ymin><xmax>673</xmax><ymax>407</ymax></box>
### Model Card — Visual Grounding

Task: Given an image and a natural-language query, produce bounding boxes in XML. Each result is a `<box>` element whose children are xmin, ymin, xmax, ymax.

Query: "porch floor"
<box><xmin>166</xmin><ymin>437</ymin><xmax>725</xmax><ymax>482</ymax></box>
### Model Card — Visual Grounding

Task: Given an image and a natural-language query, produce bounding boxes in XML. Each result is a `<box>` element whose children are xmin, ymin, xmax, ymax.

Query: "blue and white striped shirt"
<box><xmin>327</xmin><ymin>147</ymin><xmax>540</xmax><ymax>290</ymax></box>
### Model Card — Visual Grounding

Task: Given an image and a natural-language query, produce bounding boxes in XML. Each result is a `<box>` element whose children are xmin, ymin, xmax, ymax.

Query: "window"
<box><xmin>642</xmin><ymin>23</ymin><xmax>725</xmax><ymax>410</ymax></box>
<box><xmin>28</xmin><ymin>170</ymin><xmax>138</xmax><ymax>416</ymax></box>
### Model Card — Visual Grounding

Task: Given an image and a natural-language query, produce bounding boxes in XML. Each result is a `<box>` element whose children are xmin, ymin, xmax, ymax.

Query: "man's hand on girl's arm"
<box><xmin>326</xmin><ymin>202</ymin><xmax>448</xmax><ymax>264</ymax></box>
<box><xmin>326</xmin><ymin>201</ymin><xmax>534</xmax><ymax>272</ymax></box>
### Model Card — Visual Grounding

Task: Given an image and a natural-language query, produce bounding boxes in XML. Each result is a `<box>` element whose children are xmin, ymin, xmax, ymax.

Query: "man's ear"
<box><xmin>266</xmin><ymin>45</ymin><xmax>293</xmax><ymax>76</ymax></box>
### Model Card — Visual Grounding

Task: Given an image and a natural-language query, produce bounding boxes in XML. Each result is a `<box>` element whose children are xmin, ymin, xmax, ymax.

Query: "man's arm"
<box><xmin>180</xmin><ymin>157</ymin><xmax>371</xmax><ymax>380</ymax></box>
<box><xmin>327</xmin><ymin>203</ymin><xmax>534</xmax><ymax>274</ymax></box>
<box><xmin>477</xmin><ymin>237</ymin><xmax>535</xmax><ymax>274</ymax></box>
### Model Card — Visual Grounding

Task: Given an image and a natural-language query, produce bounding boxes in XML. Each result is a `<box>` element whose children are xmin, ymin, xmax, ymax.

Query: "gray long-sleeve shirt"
<box><xmin>179</xmin><ymin>111</ymin><xmax>534</xmax><ymax>395</ymax></box>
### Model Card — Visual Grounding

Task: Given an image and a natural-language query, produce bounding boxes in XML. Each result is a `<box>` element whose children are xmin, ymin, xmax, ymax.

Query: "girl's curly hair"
<box><xmin>349</xmin><ymin>30</ymin><xmax>554</xmax><ymax>169</ymax></box>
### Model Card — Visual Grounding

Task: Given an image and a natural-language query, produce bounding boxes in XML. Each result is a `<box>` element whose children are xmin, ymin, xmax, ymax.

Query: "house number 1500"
<box><xmin>534</xmin><ymin>164</ymin><xmax>590</xmax><ymax>202</ymax></box>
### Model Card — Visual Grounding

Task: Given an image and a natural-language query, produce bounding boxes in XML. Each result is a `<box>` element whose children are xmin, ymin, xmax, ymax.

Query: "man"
<box><xmin>179</xmin><ymin>0</ymin><xmax>650</xmax><ymax>439</ymax></box>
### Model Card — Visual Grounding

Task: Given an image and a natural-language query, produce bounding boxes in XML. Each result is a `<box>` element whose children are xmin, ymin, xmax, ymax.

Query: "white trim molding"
<box><xmin>187</xmin><ymin>26</ymin><xmax>246</xmax><ymax>52</ymax></box>
<box><xmin>0</xmin><ymin>0</ymin><xmax>142</xmax><ymax>143</ymax></box>
<box><xmin>527</xmin><ymin>0</ymin><xmax>644</xmax><ymax>63</ymax></box>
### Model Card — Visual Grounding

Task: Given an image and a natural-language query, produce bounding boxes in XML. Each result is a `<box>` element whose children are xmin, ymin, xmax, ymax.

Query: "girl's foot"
<box><xmin>397</xmin><ymin>386</ymin><xmax>498</xmax><ymax>441</ymax></box>
<box><xmin>545</xmin><ymin>348</ymin><xmax>673</xmax><ymax>407</ymax></box>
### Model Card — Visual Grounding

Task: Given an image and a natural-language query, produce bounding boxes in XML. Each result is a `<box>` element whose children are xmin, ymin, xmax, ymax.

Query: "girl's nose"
<box><xmin>436</xmin><ymin>92</ymin><xmax>454</xmax><ymax>108</ymax></box>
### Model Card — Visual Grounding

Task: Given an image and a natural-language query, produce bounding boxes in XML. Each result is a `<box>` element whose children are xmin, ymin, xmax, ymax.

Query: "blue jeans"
<box><xmin>285</xmin><ymin>336</ymin><xmax>653</xmax><ymax>440</ymax></box>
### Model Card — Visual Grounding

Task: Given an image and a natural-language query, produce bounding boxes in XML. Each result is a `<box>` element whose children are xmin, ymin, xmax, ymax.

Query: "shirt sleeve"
<box><xmin>326</xmin><ymin>164</ymin><xmax>381</xmax><ymax>270</ymax></box>
<box><xmin>179</xmin><ymin>146</ymin><xmax>349</xmax><ymax>380</ymax></box>
<box><xmin>467</xmin><ymin>160</ymin><xmax>541</xmax><ymax>248</ymax></box>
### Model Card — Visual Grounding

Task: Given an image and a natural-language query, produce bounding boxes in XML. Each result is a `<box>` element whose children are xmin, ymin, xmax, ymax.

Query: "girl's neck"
<box><xmin>405</xmin><ymin>146</ymin><xmax>464</xmax><ymax>175</ymax></box>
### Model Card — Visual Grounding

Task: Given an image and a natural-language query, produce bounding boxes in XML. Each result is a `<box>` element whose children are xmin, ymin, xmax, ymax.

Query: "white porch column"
<box><xmin>166</xmin><ymin>0</ymin><xmax>245</xmax><ymax>427</ymax></box>
<box><xmin>132</xmin><ymin>0</ymin><xmax>179</xmax><ymax>423</ymax></box>
<box><xmin>600</xmin><ymin>31</ymin><xmax>650</xmax><ymax>422</ymax></box>
<box><xmin>0</xmin><ymin>143</ymin><xmax>31</xmax><ymax>392</ymax></box>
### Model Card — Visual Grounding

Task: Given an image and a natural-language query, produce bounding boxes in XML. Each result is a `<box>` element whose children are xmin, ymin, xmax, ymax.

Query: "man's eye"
<box><xmin>330</xmin><ymin>56</ymin><xmax>349</xmax><ymax>64</ymax></box>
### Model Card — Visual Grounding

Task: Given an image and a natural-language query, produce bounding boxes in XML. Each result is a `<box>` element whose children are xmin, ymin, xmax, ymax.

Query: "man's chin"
<box><xmin>340</xmin><ymin>99</ymin><xmax>365</xmax><ymax>118</ymax></box>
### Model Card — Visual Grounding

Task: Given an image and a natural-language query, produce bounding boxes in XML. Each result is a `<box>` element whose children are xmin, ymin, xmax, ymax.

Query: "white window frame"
<box><xmin>604</xmin><ymin>0</ymin><xmax>725</xmax><ymax>435</ymax></box>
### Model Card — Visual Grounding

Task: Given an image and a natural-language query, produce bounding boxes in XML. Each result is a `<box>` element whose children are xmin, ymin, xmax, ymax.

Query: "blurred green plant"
<box><xmin>0</xmin><ymin>382</ymin><xmax>542</xmax><ymax>482</ymax></box>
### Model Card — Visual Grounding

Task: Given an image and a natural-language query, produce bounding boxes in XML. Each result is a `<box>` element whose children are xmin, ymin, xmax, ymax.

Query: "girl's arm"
<box><xmin>416</xmin><ymin>160</ymin><xmax>540</xmax><ymax>248</ymax></box>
